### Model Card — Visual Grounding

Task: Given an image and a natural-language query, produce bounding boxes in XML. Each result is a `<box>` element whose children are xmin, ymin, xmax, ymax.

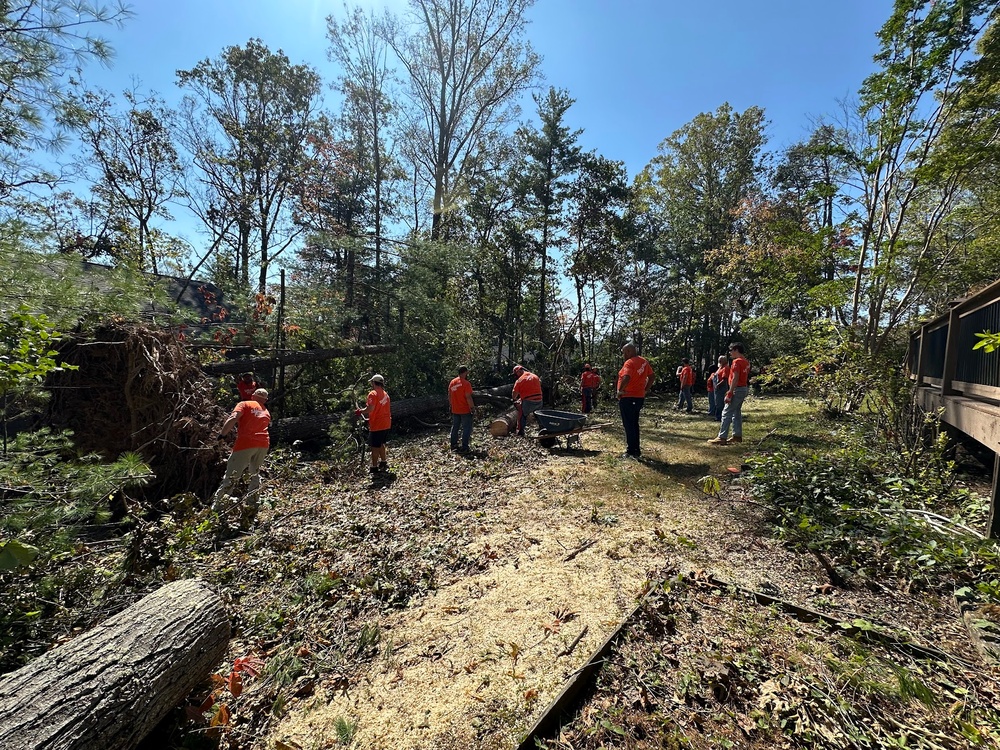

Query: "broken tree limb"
<box><xmin>0</xmin><ymin>578</ymin><xmax>229</xmax><ymax>750</ymax></box>
<box><xmin>558</xmin><ymin>625</ymin><xmax>589</xmax><ymax>658</ymax></box>
<box><xmin>563</xmin><ymin>538</ymin><xmax>597</xmax><ymax>562</ymax></box>
<box><xmin>201</xmin><ymin>344</ymin><xmax>397</xmax><ymax>375</ymax></box>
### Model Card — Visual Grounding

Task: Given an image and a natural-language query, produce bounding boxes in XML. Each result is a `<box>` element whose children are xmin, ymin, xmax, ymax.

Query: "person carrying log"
<box><xmin>511</xmin><ymin>364</ymin><xmax>543</xmax><ymax>436</ymax></box>
<box><xmin>356</xmin><ymin>374</ymin><xmax>392</xmax><ymax>473</ymax></box>
<box><xmin>213</xmin><ymin>388</ymin><xmax>270</xmax><ymax>528</ymax></box>
<box><xmin>449</xmin><ymin>366</ymin><xmax>476</xmax><ymax>453</ymax></box>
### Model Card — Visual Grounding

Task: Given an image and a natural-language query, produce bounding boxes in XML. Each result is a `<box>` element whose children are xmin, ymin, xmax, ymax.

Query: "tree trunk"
<box><xmin>0</xmin><ymin>579</ymin><xmax>229</xmax><ymax>750</ymax></box>
<box><xmin>490</xmin><ymin>406</ymin><xmax>519</xmax><ymax>437</ymax></box>
<box><xmin>202</xmin><ymin>344</ymin><xmax>396</xmax><ymax>375</ymax></box>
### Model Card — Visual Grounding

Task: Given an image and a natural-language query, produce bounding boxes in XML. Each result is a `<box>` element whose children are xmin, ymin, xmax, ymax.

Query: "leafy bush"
<box><xmin>0</xmin><ymin>428</ymin><xmax>151</xmax><ymax>671</ymax></box>
<box><xmin>746</xmin><ymin>408</ymin><xmax>994</xmax><ymax>594</ymax></box>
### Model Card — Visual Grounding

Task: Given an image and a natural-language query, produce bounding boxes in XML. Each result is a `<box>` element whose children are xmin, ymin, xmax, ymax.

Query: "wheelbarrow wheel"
<box><xmin>538</xmin><ymin>430</ymin><xmax>558</xmax><ymax>449</ymax></box>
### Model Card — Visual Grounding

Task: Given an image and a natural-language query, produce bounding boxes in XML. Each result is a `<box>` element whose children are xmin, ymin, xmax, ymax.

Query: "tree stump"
<box><xmin>0</xmin><ymin>578</ymin><xmax>230</xmax><ymax>750</ymax></box>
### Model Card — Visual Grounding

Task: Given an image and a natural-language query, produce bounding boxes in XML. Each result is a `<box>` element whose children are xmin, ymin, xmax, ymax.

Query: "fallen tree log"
<box><xmin>490</xmin><ymin>406</ymin><xmax>519</xmax><ymax>437</ymax></box>
<box><xmin>272</xmin><ymin>386</ymin><xmax>514</xmax><ymax>444</ymax></box>
<box><xmin>0</xmin><ymin>579</ymin><xmax>230</xmax><ymax>750</ymax></box>
<box><xmin>202</xmin><ymin>344</ymin><xmax>397</xmax><ymax>375</ymax></box>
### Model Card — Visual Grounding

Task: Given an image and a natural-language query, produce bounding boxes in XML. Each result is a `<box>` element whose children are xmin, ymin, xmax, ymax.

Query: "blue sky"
<box><xmin>87</xmin><ymin>0</ymin><xmax>893</xmax><ymax>187</ymax></box>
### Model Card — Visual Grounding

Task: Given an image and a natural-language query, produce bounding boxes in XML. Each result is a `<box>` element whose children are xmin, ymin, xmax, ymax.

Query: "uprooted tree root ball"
<box><xmin>47</xmin><ymin>320</ymin><xmax>229</xmax><ymax>499</ymax></box>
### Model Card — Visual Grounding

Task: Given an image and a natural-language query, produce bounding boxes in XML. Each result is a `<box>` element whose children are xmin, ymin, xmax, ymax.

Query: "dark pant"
<box><xmin>582</xmin><ymin>387</ymin><xmax>594</xmax><ymax>413</ymax></box>
<box><xmin>451</xmin><ymin>413</ymin><xmax>472</xmax><ymax>450</ymax></box>
<box><xmin>676</xmin><ymin>386</ymin><xmax>692</xmax><ymax>412</ymax></box>
<box><xmin>619</xmin><ymin>397</ymin><xmax>645</xmax><ymax>456</ymax></box>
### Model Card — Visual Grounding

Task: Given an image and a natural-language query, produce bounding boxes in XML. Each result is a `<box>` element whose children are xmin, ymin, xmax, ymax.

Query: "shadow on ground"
<box><xmin>634</xmin><ymin>456</ymin><xmax>711</xmax><ymax>479</ymax></box>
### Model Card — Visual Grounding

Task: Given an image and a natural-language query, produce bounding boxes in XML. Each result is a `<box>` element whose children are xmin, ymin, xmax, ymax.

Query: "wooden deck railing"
<box><xmin>909</xmin><ymin>277</ymin><xmax>1000</xmax><ymax>537</ymax></box>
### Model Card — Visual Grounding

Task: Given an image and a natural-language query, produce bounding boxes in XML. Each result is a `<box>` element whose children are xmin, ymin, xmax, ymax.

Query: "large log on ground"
<box><xmin>201</xmin><ymin>344</ymin><xmax>396</xmax><ymax>375</ymax></box>
<box><xmin>490</xmin><ymin>406</ymin><xmax>520</xmax><ymax>437</ymax></box>
<box><xmin>0</xmin><ymin>579</ymin><xmax>230</xmax><ymax>750</ymax></box>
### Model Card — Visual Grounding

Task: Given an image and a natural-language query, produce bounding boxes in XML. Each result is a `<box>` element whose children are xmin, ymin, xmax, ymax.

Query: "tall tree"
<box><xmin>518</xmin><ymin>87</ymin><xmax>581</xmax><ymax>345</ymax></box>
<box><xmin>75</xmin><ymin>88</ymin><xmax>185</xmax><ymax>274</ymax></box>
<box><xmin>327</xmin><ymin>6</ymin><xmax>400</xmax><ymax>286</ymax></box>
<box><xmin>0</xmin><ymin>0</ymin><xmax>131</xmax><ymax>199</ymax></box>
<box><xmin>382</xmin><ymin>0</ymin><xmax>539</xmax><ymax>239</ymax></box>
<box><xmin>567</xmin><ymin>153</ymin><xmax>630</xmax><ymax>361</ymax></box>
<box><xmin>844</xmin><ymin>0</ymin><xmax>995</xmax><ymax>355</ymax></box>
<box><xmin>636</xmin><ymin>103</ymin><xmax>767</xmax><ymax>358</ymax></box>
<box><xmin>176</xmin><ymin>39</ymin><xmax>323</xmax><ymax>292</ymax></box>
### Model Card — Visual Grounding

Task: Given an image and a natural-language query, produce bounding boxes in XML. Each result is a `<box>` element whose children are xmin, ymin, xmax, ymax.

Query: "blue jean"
<box><xmin>518</xmin><ymin>399</ymin><xmax>542</xmax><ymax>434</ymax></box>
<box><xmin>582</xmin><ymin>387</ymin><xmax>594</xmax><ymax>414</ymax></box>
<box><xmin>619</xmin><ymin>397</ymin><xmax>645</xmax><ymax>455</ymax></box>
<box><xmin>713</xmin><ymin>386</ymin><xmax>728</xmax><ymax>421</ymax></box>
<box><xmin>676</xmin><ymin>387</ymin><xmax>692</xmax><ymax>412</ymax></box>
<box><xmin>451</xmin><ymin>413</ymin><xmax>472</xmax><ymax>450</ymax></box>
<box><xmin>707</xmin><ymin>390</ymin><xmax>717</xmax><ymax>416</ymax></box>
<box><xmin>718</xmin><ymin>386</ymin><xmax>748</xmax><ymax>439</ymax></box>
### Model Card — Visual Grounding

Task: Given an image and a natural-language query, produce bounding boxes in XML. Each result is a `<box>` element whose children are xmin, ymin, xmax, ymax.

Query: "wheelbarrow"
<box><xmin>532</xmin><ymin>409</ymin><xmax>606</xmax><ymax>449</ymax></box>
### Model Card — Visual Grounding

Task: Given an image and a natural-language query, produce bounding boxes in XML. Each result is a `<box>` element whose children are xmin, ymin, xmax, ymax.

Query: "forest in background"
<box><xmin>4</xmin><ymin>3</ymin><xmax>1000</xmax><ymax>748</ymax></box>
<box><xmin>0</xmin><ymin>0</ymin><xmax>998</xmax><ymax>412</ymax></box>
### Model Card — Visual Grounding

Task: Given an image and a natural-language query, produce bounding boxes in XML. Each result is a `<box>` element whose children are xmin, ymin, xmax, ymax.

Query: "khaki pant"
<box><xmin>212</xmin><ymin>447</ymin><xmax>268</xmax><ymax>526</ymax></box>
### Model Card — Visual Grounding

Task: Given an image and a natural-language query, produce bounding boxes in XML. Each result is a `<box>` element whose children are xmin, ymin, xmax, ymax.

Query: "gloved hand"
<box><xmin>354</xmin><ymin>409</ymin><xmax>363</xmax><ymax>418</ymax></box>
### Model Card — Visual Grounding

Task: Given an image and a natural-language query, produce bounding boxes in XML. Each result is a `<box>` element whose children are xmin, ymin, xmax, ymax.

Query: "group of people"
<box><xmin>210</xmin><ymin>343</ymin><xmax>749</xmax><ymax>518</ymax></box>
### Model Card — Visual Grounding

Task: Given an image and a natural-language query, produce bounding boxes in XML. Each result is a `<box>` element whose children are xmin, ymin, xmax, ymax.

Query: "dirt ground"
<box><xmin>256</xmin><ymin>394</ymin><xmax>885</xmax><ymax>750</ymax></box>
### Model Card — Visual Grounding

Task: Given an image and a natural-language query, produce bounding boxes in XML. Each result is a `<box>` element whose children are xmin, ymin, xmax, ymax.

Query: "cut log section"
<box><xmin>0</xmin><ymin>578</ymin><xmax>230</xmax><ymax>750</ymax></box>
<box><xmin>490</xmin><ymin>406</ymin><xmax>519</xmax><ymax>437</ymax></box>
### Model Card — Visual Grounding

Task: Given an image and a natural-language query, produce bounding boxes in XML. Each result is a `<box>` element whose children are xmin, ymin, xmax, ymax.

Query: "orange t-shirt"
<box><xmin>729</xmin><ymin>357</ymin><xmax>750</xmax><ymax>388</ymax></box>
<box><xmin>679</xmin><ymin>365</ymin><xmax>694</xmax><ymax>388</ymax></box>
<box><xmin>617</xmin><ymin>356</ymin><xmax>653</xmax><ymax>398</ymax></box>
<box><xmin>232</xmin><ymin>399</ymin><xmax>270</xmax><ymax>451</ymax></box>
<box><xmin>581</xmin><ymin>371</ymin><xmax>599</xmax><ymax>389</ymax></box>
<box><xmin>715</xmin><ymin>365</ymin><xmax>731</xmax><ymax>389</ymax></box>
<box><xmin>513</xmin><ymin>372</ymin><xmax>542</xmax><ymax>402</ymax></box>
<box><xmin>449</xmin><ymin>376</ymin><xmax>474</xmax><ymax>414</ymax></box>
<box><xmin>237</xmin><ymin>380</ymin><xmax>257</xmax><ymax>400</ymax></box>
<box><xmin>367</xmin><ymin>387</ymin><xmax>392</xmax><ymax>431</ymax></box>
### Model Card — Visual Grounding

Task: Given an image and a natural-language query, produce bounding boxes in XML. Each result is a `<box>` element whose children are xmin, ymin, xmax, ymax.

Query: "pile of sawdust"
<box><xmin>268</xmin><ymin>447</ymin><xmax>673</xmax><ymax>750</ymax></box>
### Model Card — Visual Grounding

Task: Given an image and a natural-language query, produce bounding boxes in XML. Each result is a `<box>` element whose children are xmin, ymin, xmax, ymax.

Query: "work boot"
<box><xmin>707</xmin><ymin>436</ymin><xmax>728</xmax><ymax>445</ymax></box>
<box><xmin>730</xmin><ymin>435</ymin><xmax>743</xmax><ymax>444</ymax></box>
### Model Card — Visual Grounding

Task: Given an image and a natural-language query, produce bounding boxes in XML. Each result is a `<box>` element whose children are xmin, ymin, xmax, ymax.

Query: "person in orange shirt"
<box><xmin>675</xmin><ymin>357</ymin><xmax>695</xmax><ymax>413</ymax></box>
<box><xmin>357</xmin><ymin>374</ymin><xmax>392</xmax><ymax>472</ymax></box>
<box><xmin>448</xmin><ymin>366</ymin><xmax>475</xmax><ymax>453</ymax></box>
<box><xmin>616</xmin><ymin>343</ymin><xmax>655</xmax><ymax>458</ymax></box>
<box><xmin>213</xmin><ymin>388</ymin><xmax>271</xmax><ymax>526</ymax></box>
<box><xmin>581</xmin><ymin>363</ymin><xmax>599</xmax><ymax>414</ymax></box>
<box><xmin>709</xmin><ymin>343</ymin><xmax>749</xmax><ymax>445</ymax></box>
<box><xmin>711</xmin><ymin>354</ymin><xmax>730</xmax><ymax>422</ymax></box>
<box><xmin>705</xmin><ymin>364</ymin><xmax>717</xmax><ymax>417</ymax></box>
<box><xmin>511</xmin><ymin>364</ymin><xmax>543</xmax><ymax>436</ymax></box>
<box><xmin>237</xmin><ymin>371</ymin><xmax>258</xmax><ymax>401</ymax></box>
